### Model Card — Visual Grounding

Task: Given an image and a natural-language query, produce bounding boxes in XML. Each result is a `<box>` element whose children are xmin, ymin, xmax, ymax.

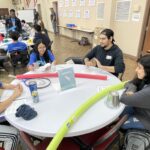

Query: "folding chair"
<box><xmin>65</xmin><ymin>57</ymin><xmax>84</xmax><ymax>64</ymax></box>
<box><xmin>20</xmin><ymin>115</ymin><xmax>128</xmax><ymax>150</ymax></box>
<box><xmin>10</xmin><ymin>50</ymin><xmax>29</xmax><ymax>75</ymax></box>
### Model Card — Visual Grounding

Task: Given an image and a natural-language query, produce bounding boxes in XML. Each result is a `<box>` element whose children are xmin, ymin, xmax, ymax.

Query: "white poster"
<box><xmin>115</xmin><ymin>0</ymin><xmax>131</xmax><ymax>21</ymax></box>
<box><xmin>89</xmin><ymin>0</ymin><xmax>95</xmax><ymax>6</ymax></box>
<box><xmin>76</xmin><ymin>10</ymin><xmax>81</xmax><ymax>18</ymax></box>
<box><xmin>65</xmin><ymin>0</ymin><xmax>69</xmax><ymax>7</ymax></box>
<box><xmin>84</xmin><ymin>10</ymin><xmax>90</xmax><ymax>19</ymax></box>
<box><xmin>63</xmin><ymin>10</ymin><xmax>67</xmax><ymax>17</ymax></box>
<box><xmin>68</xmin><ymin>10</ymin><xmax>73</xmax><ymax>18</ymax></box>
<box><xmin>132</xmin><ymin>13</ymin><xmax>140</xmax><ymax>21</ymax></box>
<box><xmin>80</xmin><ymin>0</ymin><xmax>85</xmax><ymax>6</ymax></box>
<box><xmin>97</xmin><ymin>2</ymin><xmax>104</xmax><ymax>20</ymax></box>
<box><xmin>72</xmin><ymin>0</ymin><xmax>77</xmax><ymax>6</ymax></box>
<box><xmin>59</xmin><ymin>0</ymin><xmax>64</xmax><ymax>7</ymax></box>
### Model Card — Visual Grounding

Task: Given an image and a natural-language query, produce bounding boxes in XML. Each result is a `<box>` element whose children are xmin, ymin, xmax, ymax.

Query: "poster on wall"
<box><xmin>132</xmin><ymin>12</ymin><xmax>140</xmax><ymax>21</ymax></box>
<box><xmin>115</xmin><ymin>0</ymin><xmax>131</xmax><ymax>21</ymax></box>
<box><xmin>80</xmin><ymin>0</ymin><xmax>86</xmax><ymax>6</ymax></box>
<box><xmin>68</xmin><ymin>10</ymin><xmax>73</xmax><ymax>18</ymax></box>
<box><xmin>89</xmin><ymin>0</ymin><xmax>95</xmax><ymax>6</ymax></box>
<box><xmin>84</xmin><ymin>10</ymin><xmax>90</xmax><ymax>19</ymax></box>
<box><xmin>76</xmin><ymin>10</ymin><xmax>81</xmax><ymax>18</ymax></box>
<box><xmin>97</xmin><ymin>2</ymin><xmax>104</xmax><ymax>20</ymax></box>
<box><xmin>63</xmin><ymin>10</ymin><xmax>67</xmax><ymax>17</ymax></box>
<box><xmin>58</xmin><ymin>0</ymin><xmax>64</xmax><ymax>7</ymax></box>
<box><xmin>72</xmin><ymin>0</ymin><xmax>77</xmax><ymax>6</ymax></box>
<box><xmin>65</xmin><ymin>0</ymin><xmax>69</xmax><ymax>7</ymax></box>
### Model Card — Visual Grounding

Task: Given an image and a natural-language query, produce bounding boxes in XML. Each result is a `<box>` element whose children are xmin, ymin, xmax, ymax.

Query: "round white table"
<box><xmin>3</xmin><ymin>64</ymin><xmax>125</xmax><ymax>137</ymax></box>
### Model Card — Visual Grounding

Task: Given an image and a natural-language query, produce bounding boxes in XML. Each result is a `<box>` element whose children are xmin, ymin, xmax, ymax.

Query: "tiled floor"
<box><xmin>0</xmin><ymin>32</ymin><xmax>137</xmax><ymax>83</ymax></box>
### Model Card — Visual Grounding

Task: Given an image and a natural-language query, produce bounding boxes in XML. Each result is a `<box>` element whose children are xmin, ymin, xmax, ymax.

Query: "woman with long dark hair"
<box><xmin>120</xmin><ymin>55</ymin><xmax>150</xmax><ymax>131</ymax></box>
<box><xmin>28</xmin><ymin>39</ymin><xmax>56</xmax><ymax>71</ymax></box>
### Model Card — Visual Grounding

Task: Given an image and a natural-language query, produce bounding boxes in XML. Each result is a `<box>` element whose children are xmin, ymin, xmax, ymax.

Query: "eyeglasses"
<box><xmin>38</xmin><ymin>46</ymin><xmax>46</xmax><ymax>50</ymax></box>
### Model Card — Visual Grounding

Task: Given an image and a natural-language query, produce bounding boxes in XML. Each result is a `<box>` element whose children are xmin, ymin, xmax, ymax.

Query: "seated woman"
<box><xmin>120</xmin><ymin>55</ymin><xmax>150</xmax><ymax>131</ymax></box>
<box><xmin>28</xmin><ymin>39</ymin><xmax>56</xmax><ymax>71</ymax></box>
<box><xmin>0</xmin><ymin>81</ymin><xmax>23</xmax><ymax>150</ymax></box>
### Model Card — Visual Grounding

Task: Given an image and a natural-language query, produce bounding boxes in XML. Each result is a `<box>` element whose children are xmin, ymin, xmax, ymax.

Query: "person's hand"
<box><xmin>94</xmin><ymin>58</ymin><xmax>102</xmax><ymax>68</ymax></box>
<box><xmin>85</xmin><ymin>61</ymin><xmax>94</xmax><ymax>66</ymax></box>
<box><xmin>28</xmin><ymin>65</ymin><xmax>34</xmax><ymax>71</ymax></box>
<box><xmin>12</xmin><ymin>84</ymin><xmax>23</xmax><ymax>100</ymax></box>
<box><xmin>125</xmin><ymin>91</ymin><xmax>134</xmax><ymax>96</ymax></box>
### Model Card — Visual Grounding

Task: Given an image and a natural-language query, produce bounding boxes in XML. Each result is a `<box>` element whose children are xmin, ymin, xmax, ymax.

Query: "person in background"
<box><xmin>34</xmin><ymin>9</ymin><xmax>39</xmax><ymax>24</ymax></box>
<box><xmin>6</xmin><ymin>31</ymin><xmax>27</xmax><ymax>53</ymax></box>
<box><xmin>50</xmin><ymin>8</ymin><xmax>57</xmax><ymax>34</ymax></box>
<box><xmin>0</xmin><ymin>81</ymin><xmax>23</xmax><ymax>150</ymax></box>
<box><xmin>84</xmin><ymin>28</ymin><xmax>125</xmax><ymax>77</ymax></box>
<box><xmin>120</xmin><ymin>55</ymin><xmax>150</xmax><ymax>131</ymax></box>
<box><xmin>21</xmin><ymin>20</ymin><xmax>31</xmax><ymax>35</ymax></box>
<box><xmin>28</xmin><ymin>39</ymin><xmax>56</xmax><ymax>71</ymax></box>
<box><xmin>37</xmin><ymin>17</ymin><xmax>48</xmax><ymax>36</ymax></box>
<box><xmin>5</xmin><ymin>9</ymin><xmax>22</xmax><ymax>33</ymax></box>
<box><xmin>33</xmin><ymin>24</ymin><xmax>52</xmax><ymax>50</ymax></box>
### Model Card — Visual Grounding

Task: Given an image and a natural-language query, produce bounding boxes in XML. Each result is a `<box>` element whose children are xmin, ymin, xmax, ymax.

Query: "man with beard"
<box><xmin>84</xmin><ymin>28</ymin><xmax>125</xmax><ymax>77</ymax></box>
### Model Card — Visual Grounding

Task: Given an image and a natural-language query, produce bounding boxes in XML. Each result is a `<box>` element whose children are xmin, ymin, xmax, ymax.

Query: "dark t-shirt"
<box><xmin>33</xmin><ymin>33</ymin><xmax>51</xmax><ymax>49</ymax></box>
<box><xmin>84</xmin><ymin>44</ymin><xmax>125</xmax><ymax>76</ymax></box>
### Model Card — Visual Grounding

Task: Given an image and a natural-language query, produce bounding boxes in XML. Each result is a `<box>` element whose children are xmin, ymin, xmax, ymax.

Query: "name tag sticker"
<box><xmin>106</xmin><ymin>55</ymin><xmax>112</xmax><ymax>60</ymax></box>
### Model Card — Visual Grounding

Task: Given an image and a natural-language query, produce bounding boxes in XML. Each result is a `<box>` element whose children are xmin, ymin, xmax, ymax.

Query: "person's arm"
<box><xmin>94</xmin><ymin>49</ymin><xmax>125</xmax><ymax>73</ymax></box>
<box><xmin>27</xmin><ymin>53</ymin><xmax>36</xmax><ymax>71</ymax></box>
<box><xmin>0</xmin><ymin>84</ymin><xmax>23</xmax><ymax>113</ymax></box>
<box><xmin>47</xmin><ymin>50</ymin><xmax>56</xmax><ymax>65</ymax></box>
<box><xmin>120</xmin><ymin>85</ymin><xmax>150</xmax><ymax>109</ymax></box>
<box><xmin>18</xmin><ymin>19</ymin><xmax>22</xmax><ymax>32</ymax></box>
<box><xmin>84</xmin><ymin>47</ymin><xmax>97</xmax><ymax>66</ymax></box>
<box><xmin>94</xmin><ymin>58</ymin><xmax>115</xmax><ymax>72</ymax></box>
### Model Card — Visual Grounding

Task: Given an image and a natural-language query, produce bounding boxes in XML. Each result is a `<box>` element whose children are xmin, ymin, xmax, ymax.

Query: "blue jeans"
<box><xmin>121</xmin><ymin>106</ymin><xmax>145</xmax><ymax>129</ymax></box>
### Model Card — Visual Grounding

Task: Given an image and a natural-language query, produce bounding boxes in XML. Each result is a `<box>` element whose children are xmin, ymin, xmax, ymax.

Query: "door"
<box><xmin>37</xmin><ymin>4</ymin><xmax>42</xmax><ymax>18</ymax></box>
<box><xmin>52</xmin><ymin>1</ymin><xmax>59</xmax><ymax>33</ymax></box>
<box><xmin>143</xmin><ymin>8</ymin><xmax>150</xmax><ymax>53</ymax></box>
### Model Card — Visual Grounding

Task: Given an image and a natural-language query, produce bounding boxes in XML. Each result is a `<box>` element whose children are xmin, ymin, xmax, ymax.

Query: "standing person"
<box><xmin>34</xmin><ymin>9</ymin><xmax>39</xmax><ymax>24</ymax></box>
<box><xmin>5</xmin><ymin>9</ymin><xmax>22</xmax><ymax>33</ymax></box>
<box><xmin>50</xmin><ymin>8</ymin><xmax>57</xmax><ymax>34</ymax></box>
<box><xmin>120</xmin><ymin>55</ymin><xmax>150</xmax><ymax>131</ymax></box>
<box><xmin>84</xmin><ymin>28</ymin><xmax>125</xmax><ymax>77</ymax></box>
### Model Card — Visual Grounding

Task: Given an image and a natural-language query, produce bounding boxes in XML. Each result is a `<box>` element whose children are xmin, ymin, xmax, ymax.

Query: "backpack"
<box><xmin>123</xmin><ymin>129</ymin><xmax>150</xmax><ymax>150</ymax></box>
<box><xmin>78</xmin><ymin>37</ymin><xmax>89</xmax><ymax>46</ymax></box>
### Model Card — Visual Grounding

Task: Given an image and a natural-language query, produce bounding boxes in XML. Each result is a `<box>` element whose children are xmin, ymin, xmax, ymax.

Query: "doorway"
<box><xmin>140</xmin><ymin>1</ymin><xmax>150</xmax><ymax>55</ymax></box>
<box><xmin>52</xmin><ymin>1</ymin><xmax>59</xmax><ymax>33</ymax></box>
<box><xmin>37</xmin><ymin>4</ymin><xmax>42</xmax><ymax>18</ymax></box>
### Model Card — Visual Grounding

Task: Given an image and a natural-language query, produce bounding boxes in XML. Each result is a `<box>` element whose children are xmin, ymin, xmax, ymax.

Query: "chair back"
<box><xmin>10</xmin><ymin>50</ymin><xmax>29</xmax><ymax>74</ymax></box>
<box><xmin>10</xmin><ymin>50</ymin><xmax>29</xmax><ymax>65</ymax></box>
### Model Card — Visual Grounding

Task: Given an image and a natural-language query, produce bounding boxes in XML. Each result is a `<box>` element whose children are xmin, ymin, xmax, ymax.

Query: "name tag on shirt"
<box><xmin>106</xmin><ymin>55</ymin><xmax>112</xmax><ymax>60</ymax></box>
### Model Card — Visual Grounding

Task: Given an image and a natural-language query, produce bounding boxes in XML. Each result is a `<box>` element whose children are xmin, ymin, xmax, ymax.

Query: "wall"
<box><xmin>112</xmin><ymin>0</ymin><xmax>147</xmax><ymax>57</ymax></box>
<box><xmin>15</xmin><ymin>0</ymin><xmax>148</xmax><ymax>57</ymax></box>
<box><xmin>0</xmin><ymin>0</ymin><xmax>14</xmax><ymax>10</ymax></box>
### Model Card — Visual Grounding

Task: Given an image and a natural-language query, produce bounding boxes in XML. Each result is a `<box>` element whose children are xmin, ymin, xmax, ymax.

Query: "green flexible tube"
<box><xmin>46</xmin><ymin>81</ymin><xmax>127</xmax><ymax>150</ymax></box>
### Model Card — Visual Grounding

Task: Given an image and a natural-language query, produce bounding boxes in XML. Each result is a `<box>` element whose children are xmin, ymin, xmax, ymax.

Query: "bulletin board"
<box><xmin>57</xmin><ymin>0</ymin><xmax>103</xmax><ymax>30</ymax></box>
<box><xmin>17</xmin><ymin>9</ymin><xmax>34</xmax><ymax>23</ymax></box>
